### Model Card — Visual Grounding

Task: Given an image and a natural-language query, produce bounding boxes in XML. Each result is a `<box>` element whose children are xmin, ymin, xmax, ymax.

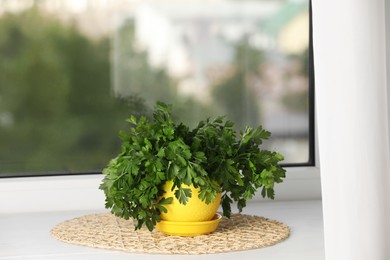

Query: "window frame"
<box><xmin>0</xmin><ymin>1</ymin><xmax>320</xmax><ymax>213</ymax></box>
<box><xmin>0</xmin><ymin>166</ymin><xmax>320</xmax><ymax>214</ymax></box>
<box><xmin>0</xmin><ymin>0</ymin><xmax>315</xmax><ymax>178</ymax></box>
<box><xmin>286</xmin><ymin>0</ymin><xmax>315</xmax><ymax>168</ymax></box>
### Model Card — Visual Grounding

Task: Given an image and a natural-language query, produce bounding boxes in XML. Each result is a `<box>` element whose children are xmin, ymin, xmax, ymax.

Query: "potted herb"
<box><xmin>99</xmin><ymin>102</ymin><xmax>286</xmax><ymax>234</ymax></box>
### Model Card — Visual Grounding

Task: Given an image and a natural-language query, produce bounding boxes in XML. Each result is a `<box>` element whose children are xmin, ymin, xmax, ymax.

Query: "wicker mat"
<box><xmin>51</xmin><ymin>213</ymin><xmax>290</xmax><ymax>254</ymax></box>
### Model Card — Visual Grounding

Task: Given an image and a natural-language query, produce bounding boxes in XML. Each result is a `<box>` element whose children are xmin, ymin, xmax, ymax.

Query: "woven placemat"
<box><xmin>51</xmin><ymin>213</ymin><xmax>290</xmax><ymax>254</ymax></box>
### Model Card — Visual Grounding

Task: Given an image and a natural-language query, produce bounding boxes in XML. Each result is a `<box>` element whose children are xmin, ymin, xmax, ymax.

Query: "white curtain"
<box><xmin>312</xmin><ymin>0</ymin><xmax>390</xmax><ymax>259</ymax></box>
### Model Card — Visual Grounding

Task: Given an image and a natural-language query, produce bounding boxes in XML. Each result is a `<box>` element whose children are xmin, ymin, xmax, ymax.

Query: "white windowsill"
<box><xmin>0</xmin><ymin>200</ymin><xmax>324</xmax><ymax>260</ymax></box>
<box><xmin>0</xmin><ymin>166</ymin><xmax>323</xmax><ymax>259</ymax></box>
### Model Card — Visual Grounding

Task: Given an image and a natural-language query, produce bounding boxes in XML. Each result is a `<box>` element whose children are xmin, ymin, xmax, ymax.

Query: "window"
<box><xmin>0</xmin><ymin>0</ymin><xmax>313</xmax><ymax>177</ymax></box>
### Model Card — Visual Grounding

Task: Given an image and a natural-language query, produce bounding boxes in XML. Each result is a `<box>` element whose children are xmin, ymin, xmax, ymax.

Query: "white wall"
<box><xmin>313</xmin><ymin>0</ymin><xmax>390</xmax><ymax>259</ymax></box>
<box><xmin>386</xmin><ymin>0</ymin><xmax>390</xmax><ymax>146</ymax></box>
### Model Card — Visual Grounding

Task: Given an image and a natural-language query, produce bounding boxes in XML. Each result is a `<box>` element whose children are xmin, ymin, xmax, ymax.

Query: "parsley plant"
<box><xmin>99</xmin><ymin>102</ymin><xmax>286</xmax><ymax>231</ymax></box>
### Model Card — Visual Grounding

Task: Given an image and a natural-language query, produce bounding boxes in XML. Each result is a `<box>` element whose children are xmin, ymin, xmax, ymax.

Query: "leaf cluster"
<box><xmin>99</xmin><ymin>102</ymin><xmax>286</xmax><ymax>231</ymax></box>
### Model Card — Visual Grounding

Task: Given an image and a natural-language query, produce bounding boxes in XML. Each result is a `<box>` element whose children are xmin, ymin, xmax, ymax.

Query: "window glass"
<box><xmin>0</xmin><ymin>0</ymin><xmax>311</xmax><ymax>176</ymax></box>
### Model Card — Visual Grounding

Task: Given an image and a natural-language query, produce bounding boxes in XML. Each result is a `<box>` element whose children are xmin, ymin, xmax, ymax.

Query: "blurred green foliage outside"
<box><xmin>0</xmin><ymin>9</ymin><xmax>147</xmax><ymax>174</ymax></box>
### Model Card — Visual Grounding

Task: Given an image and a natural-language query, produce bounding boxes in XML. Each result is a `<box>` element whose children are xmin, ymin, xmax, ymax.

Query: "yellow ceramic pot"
<box><xmin>160</xmin><ymin>180</ymin><xmax>221</xmax><ymax>222</ymax></box>
<box><xmin>156</xmin><ymin>213</ymin><xmax>222</xmax><ymax>236</ymax></box>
